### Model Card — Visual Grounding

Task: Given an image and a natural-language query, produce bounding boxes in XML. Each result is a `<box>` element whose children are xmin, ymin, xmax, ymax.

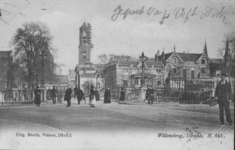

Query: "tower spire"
<box><xmin>204</xmin><ymin>39</ymin><xmax>208</xmax><ymax>56</ymax></box>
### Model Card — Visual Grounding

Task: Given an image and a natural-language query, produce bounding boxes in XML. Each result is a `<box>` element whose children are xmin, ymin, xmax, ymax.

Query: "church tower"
<box><xmin>78</xmin><ymin>22</ymin><xmax>93</xmax><ymax>64</ymax></box>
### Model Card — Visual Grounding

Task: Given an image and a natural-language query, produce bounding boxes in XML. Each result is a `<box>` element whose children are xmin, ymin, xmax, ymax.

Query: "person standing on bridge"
<box><xmin>89</xmin><ymin>85</ymin><xmax>96</xmax><ymax>107</ymax></box>
<box><xmin>64</xmin><ymin>85</ymin><xmax>72</xmax><ymax>107</ymax></box>
<box><xmin>104</xmin><ymin>87</ymin><xmax>111</xmax><ymax>104</ymax></box>
<box><xmin>146</xmin><ymin>85</ymin><xmax>150</xmax><ymax>104</ymax></box>
<box><xmin>77</xmin><ymin>87</ymin><xmax>84</xmax><ymax>105</ymax></box>
<box><xmin>215</xmin><ymin>73</ymin><xmax>233</xmax><ymax>125</ymax></box>
<box><xmin>51</xmin><ymin>86</ymin><xmax>58</xmax><ymax>104</ymax></box>
<box><xmin>34</xmin><ymin>86</ymin><xmax>41</xmax><ymax>107</ymax></box>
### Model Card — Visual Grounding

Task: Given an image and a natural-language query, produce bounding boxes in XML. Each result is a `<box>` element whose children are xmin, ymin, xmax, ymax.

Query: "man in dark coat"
<box><xmin>149</xmin><ymin>85</ymin><xmax>154</xmax><ymax>104</ymax></box>
<box><xmin>146</xmin><ymin>85</ymin><xmax>150</xmax><ymax>103</ymax></box>
<box><xmin>104</xmin><ymin>87</ymin><xmax>111</xmax><ymax>103</ymax></box>
<box><xmin>51</xmin><ymin>86</ymin><xmax>58</xmax><ymax>104</ymax></box>
<box><xmin>34</xmin><ymin>86</ymin><xmax>41</xmax><ymax>107</ymax></box>
<box><xmin>215</xmin><ymin>73</ymin><xmax>232</xmax><ymax>125</ymax></box>
<box><xmin>74</xmin><ymin>86</ymin><xmax>78</xmax><ymax>99</ymax></box>
<box><xmin>64</xmin><ymin>85</ymin><xmax>72</xmax><ymax>107</ymax></box>
<box><xmin>77</xmin><ymin>87</ymin><xmax>84</xmax><ymax>105</ymax></box>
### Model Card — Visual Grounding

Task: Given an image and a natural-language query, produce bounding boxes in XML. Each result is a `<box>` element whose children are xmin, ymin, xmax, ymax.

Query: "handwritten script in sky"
<box><xmin>111</xmin><ymin>5</ymin><xmax>235</xmax><ymax>25</ymax></box>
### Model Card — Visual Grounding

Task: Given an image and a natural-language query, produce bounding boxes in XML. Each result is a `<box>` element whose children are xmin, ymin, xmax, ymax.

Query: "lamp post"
<box><xmin>40</xmin><ymin>49</ymin><xmax>47</xmax><ymax>102</ymax></box>
<box><xmin>139</xmin><ymin>52</ymin><xmax>148</xmax><ymax>87</ymax></box>
<box><xmin>40</xmin><ymin>49</ymin><xmax>47</xmax><ymax>88</ymax></box>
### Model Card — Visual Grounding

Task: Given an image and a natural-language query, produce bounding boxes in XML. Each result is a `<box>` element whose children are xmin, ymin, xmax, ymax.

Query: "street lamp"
<box><xmin>139</xmin><ymin>52</ymin><xmax>148</xmax><ymax>87</ymax></box>
<box><xmin>40</xmin><ymin>49</ymin><xmax>47</xmax><ymax>88</ymax></box>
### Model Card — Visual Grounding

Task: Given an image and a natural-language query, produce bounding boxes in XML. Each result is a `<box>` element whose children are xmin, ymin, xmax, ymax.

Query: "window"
<box><xmin>183</xmin><ymin>69</ymin><xmax>187</xmax><ymax>78</ymax></box>
<box><xmin>191</xmin><ymin>70</ymin><xmax>195</xmax><ymax>78</ymax></box>
<box><xmin>173</xmin><ymin>68</ymin><xmax>177</xmax><ymax>74</ymax></box>
<box><xmin>201</xmin><ymin>59</ymin><xmax>206</xmax><ymax>64</ymax></box>
<box><xmin>135</xmin><ymin>77</ymin><xmax>139</xmax><ymax>85</ymax></box>
<box><xmin>123</xmin><ymin>80</ymin><xmax>127</xmax><ymax>87</ymax></box>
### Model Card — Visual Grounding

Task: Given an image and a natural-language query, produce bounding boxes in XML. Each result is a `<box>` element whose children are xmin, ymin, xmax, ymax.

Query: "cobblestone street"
<box><xmin>0</xmin><ymin>99</ymin><xmax>234</xmax><ymax>150</ymax></box>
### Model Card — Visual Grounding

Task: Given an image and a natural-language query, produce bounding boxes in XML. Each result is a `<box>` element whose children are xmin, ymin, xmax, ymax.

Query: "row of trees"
<box><xmin>6</xmin><ymin>22</ymin><xmax>62</xmax><ymax>89</ymax></box>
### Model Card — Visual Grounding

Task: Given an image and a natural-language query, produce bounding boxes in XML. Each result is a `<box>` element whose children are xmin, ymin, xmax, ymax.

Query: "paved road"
<box><xmin>0</xmin><ymin>99</ymin><xmax>234</xmax><ymax>150</ymax></box>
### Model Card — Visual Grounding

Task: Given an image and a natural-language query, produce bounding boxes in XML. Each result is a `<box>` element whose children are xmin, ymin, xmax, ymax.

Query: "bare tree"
<box><xmin>11</xmin><ymin>22</ymin><xmax>58</xmax><ymax>89</ymax></box>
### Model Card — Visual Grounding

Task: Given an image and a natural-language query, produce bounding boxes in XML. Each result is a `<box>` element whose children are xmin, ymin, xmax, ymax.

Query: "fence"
<box><xmin>0</xmin><ymin>89</ymin><xmax>34</xmax><ymax>106</ymax></box>
<box><xmin>119</xmin><ymin>83</ymin><xmax>214</xmax><ymax>104</ymax></box>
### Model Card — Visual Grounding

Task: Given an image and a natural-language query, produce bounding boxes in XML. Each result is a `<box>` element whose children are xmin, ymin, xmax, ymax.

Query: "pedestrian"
<box><xmin>51</xmin><ymin>86</ymin><xmax>58</xmax><ymax>104</ymax></box>
<box><xmin>95</xmin><ymin>88</ymin><xmax>100</xmax><ymax>101</ymax></box>
<box><xmin>89</xmin><ymin>85</ymin><xmax>96</xmax><ymax>107</ymax></box>
<box><xmin>149</xmin><ymin>85</ymin><xmax>154</xmax><ymax>104</ymax></box>
<box><xmin>77</xmin><ymin>87</ymin><xmax>84</xmax><ymax>105</ymax></box>
<box><xmin>146</xmin><ymin>85</ymin><xmax>150</xmax><ymax>103</ymax></box>
<box><xmin>104</xmin><ymin>87</ymin><xmax>111</xmax><ymax>104</ymax></box>
<box><xmin>64</xmin><ymin>85</ymin><xmax>72</xmax><ymax>107</ymax></box>
<box><xmin>215</xmin><ymin>73</ymin><xmax>233</xmax><ymax>125</ymax></box>
<box><xmin>74</xmin><ymin>86</ymin><xmax>78</xmax><ymax>99</ymax></box>
<box><xmin>34</xmin><ymin>86</ymin><xmax>41</xmax><ymax>107</ymax></box>
<box><xmin>119</xmin><ymin>87</ymin><xmax>125</xmax><ymax>104</ymax></box>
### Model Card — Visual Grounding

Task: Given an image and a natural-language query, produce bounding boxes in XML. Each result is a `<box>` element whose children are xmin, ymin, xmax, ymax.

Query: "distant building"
<box><xmin>158</xmin><ymin>43</ymin><xmax>214</xmax><ymax>91</ymax></box>
<box><xmin>0</xmin><ymin>51</ymin><xmax>13</xmax><ymax>90</ymax></box>
<box><xmin>104</xmin><ymin>58</ymin><xmax>165</xmax><ymax>93</ymax></box>
<box><xmin>46</xmin><ymin>75</ymin><xmax>68</xmax><ymax>91</ymax></box>
<box><xmin>75</xmin><ymin>22</ymin><xmax>104</xmax><ymax>94</ymax></box>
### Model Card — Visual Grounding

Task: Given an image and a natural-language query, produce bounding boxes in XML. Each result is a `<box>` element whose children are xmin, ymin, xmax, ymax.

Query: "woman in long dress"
<box><xmin>119</xmin><ymin>87</ymin><xmax>125</xmax><ymax>104</ymax></box>
<box><xmin>89</xmin><ymin>86</ymin><xmax>96</xmax><ymax>107</ymax></box>
<box><xmin>104</xmin><ymin>87</ymin><xmax>111</xmax><ymax>104</ymax></box>
<box><xmin>34</xmin><ymin>86</ymin><xmax>41</xmax><ymax>107</ymax></box>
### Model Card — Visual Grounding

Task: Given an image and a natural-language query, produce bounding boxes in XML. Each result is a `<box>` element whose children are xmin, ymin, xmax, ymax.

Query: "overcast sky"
<box><xmin>0</xmin><ymin>0</ymin><xmax>235</xmax><ymax>75</ymax></box>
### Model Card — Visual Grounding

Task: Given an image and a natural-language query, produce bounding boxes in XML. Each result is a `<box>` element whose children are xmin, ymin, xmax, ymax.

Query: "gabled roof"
<box><xmin>176</xmin><ymin>53</ymin><xmax>202</xmax><ymax>61</ymax></box>
<box><xmin>164</xmin><ymin>52</ymin><xmax>173</xmax><ymax>60</ymax></box>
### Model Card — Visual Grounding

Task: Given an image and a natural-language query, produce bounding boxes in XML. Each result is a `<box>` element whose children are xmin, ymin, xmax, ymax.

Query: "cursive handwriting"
<box><xmin>111</xmin><ymin>5</ymin><xmax>231</xmax><ymax>25</ymax></box>
<box><xmin>173</xmin><ymin>7</ymin><xmax>198</xmax><ymax>23</ymax></box>
<box><xmin>111</xmin><ymin>5</ymin><xmax>145</xmax><ymax>21</ymax></box>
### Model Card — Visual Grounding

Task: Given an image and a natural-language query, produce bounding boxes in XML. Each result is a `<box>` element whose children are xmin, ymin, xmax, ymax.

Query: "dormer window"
<box><xmin>201</xmin><ymin>59</ymin><xmax>206</xmax><ymax>64</ymax></box>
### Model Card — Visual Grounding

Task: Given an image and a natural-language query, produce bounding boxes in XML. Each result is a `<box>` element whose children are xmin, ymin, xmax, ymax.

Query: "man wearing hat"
<box><xmin>215</xmin><ymin>72</ymin><xmax>232</xmax><ymax>125</ymax></box>
<box><xmin>146</xmin><ymin>85</ymin><xmax>150</xmax><ymax>104</ymax></box>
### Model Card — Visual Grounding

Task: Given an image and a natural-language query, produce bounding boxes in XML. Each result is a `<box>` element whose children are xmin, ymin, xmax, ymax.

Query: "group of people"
<box><xmin>63</xmin><ymin>85</ymin><xmax>112</xmax><ymax>107</ymax></box>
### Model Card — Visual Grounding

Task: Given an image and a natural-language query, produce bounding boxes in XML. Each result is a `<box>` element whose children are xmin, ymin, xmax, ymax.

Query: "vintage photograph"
<box><xmin>0</xmin><ymin>0</ymin><xmax>234</xmax><ymax>149</ymax></box>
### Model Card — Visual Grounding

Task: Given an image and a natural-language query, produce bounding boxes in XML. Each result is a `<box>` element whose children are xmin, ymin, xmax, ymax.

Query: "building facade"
<box><xmin>104</xmin><ymin>57</ymin><xmax>165</xmax><ymax>93</ymax></box>
<box><xmin>0</xmin><ymin>51</ymin><xmax>13</xmax><ymax>90</ymax></box>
